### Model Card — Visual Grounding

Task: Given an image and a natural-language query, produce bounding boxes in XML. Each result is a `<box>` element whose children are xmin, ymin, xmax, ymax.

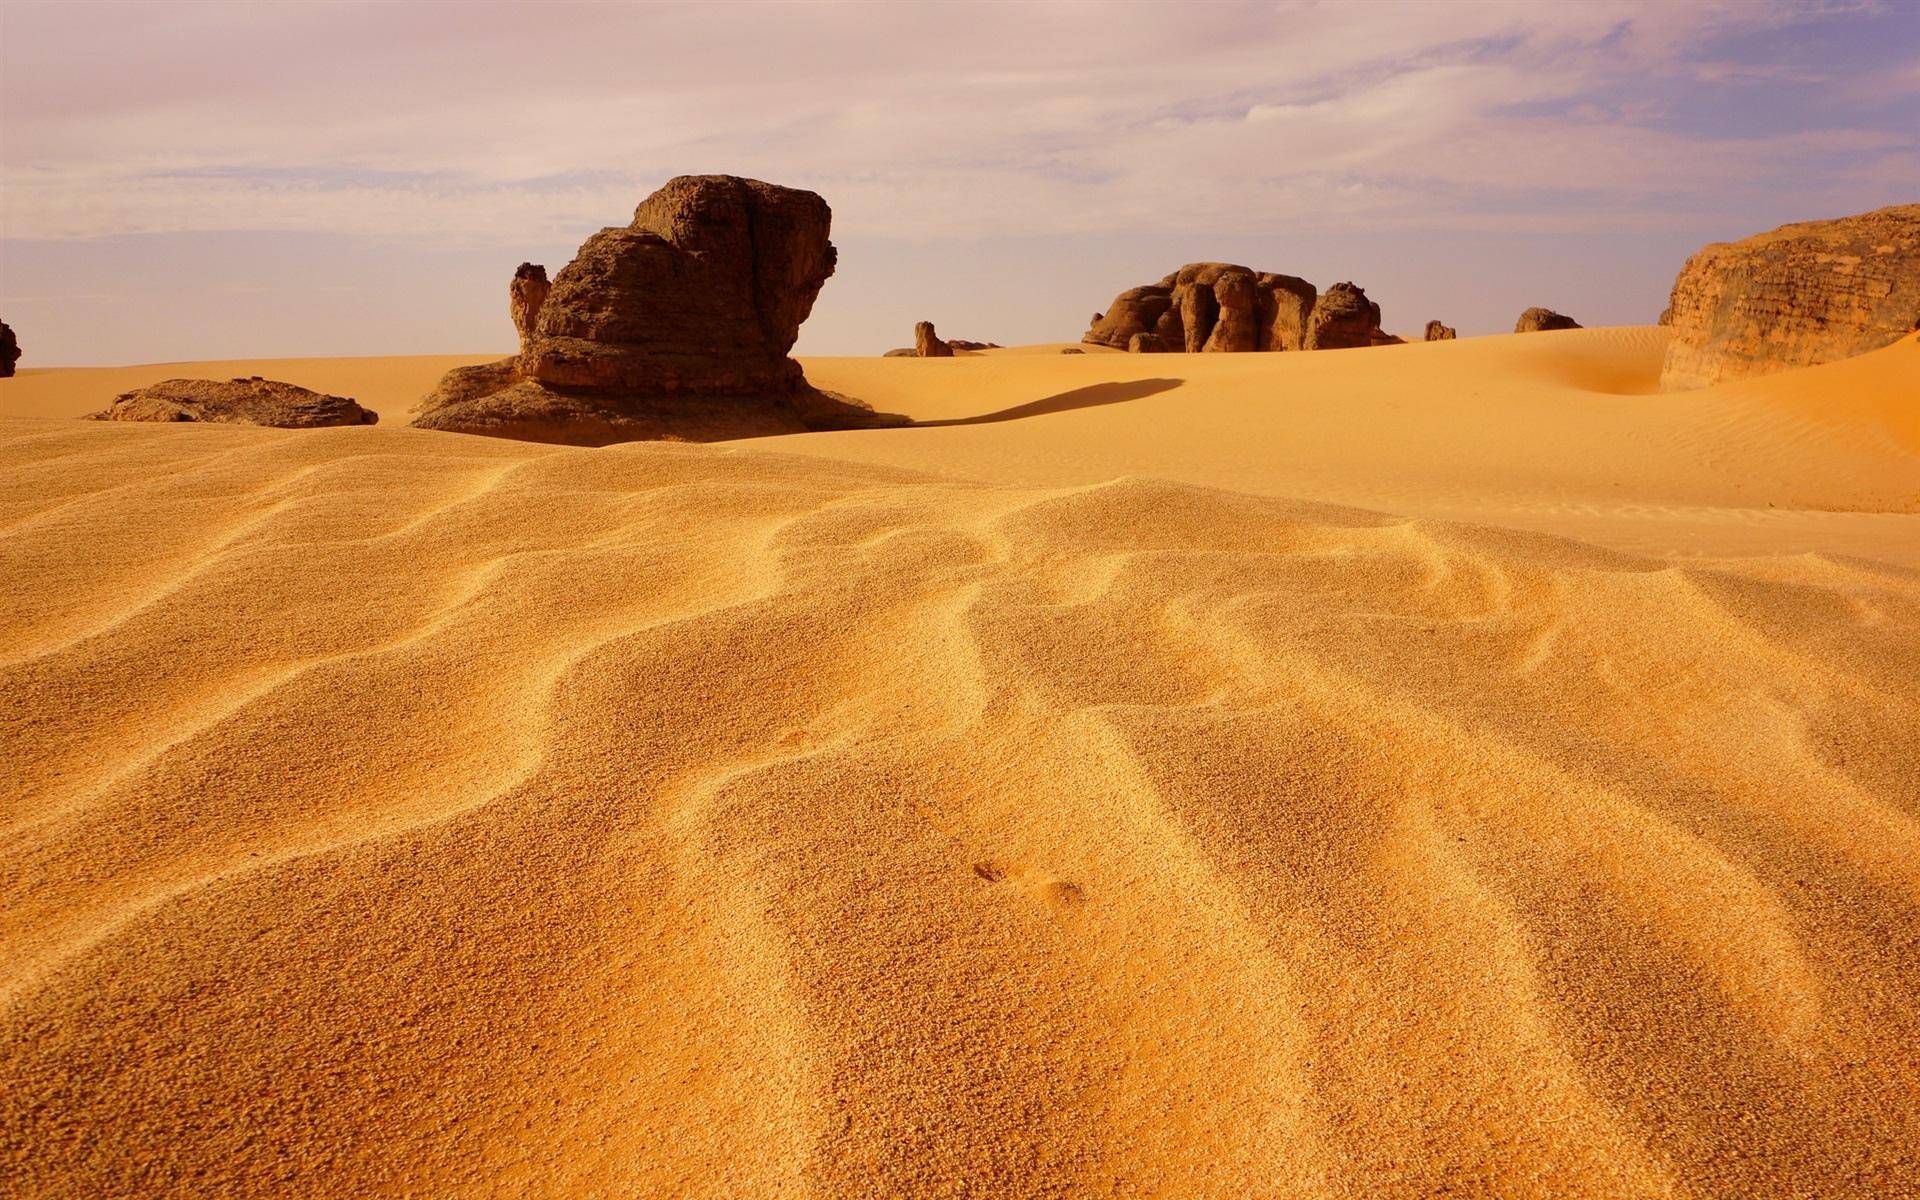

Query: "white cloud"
<box><xmin>0</xmin><ymin>0</ymin><xmax>1911</xmax><ymax>246</ymax></box>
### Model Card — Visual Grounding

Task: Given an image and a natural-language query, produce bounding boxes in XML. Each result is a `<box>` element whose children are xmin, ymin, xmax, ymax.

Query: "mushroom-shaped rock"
<box><xmin>1659</xmin><ymin>204</ymin><xmax>1920</xmax><ymax>390</ymax></box>
<box><xmin>1515</xmin><ymin>307</ymin><xmax>1582</xmax><ymax>333</ymax></box>
<box><xmin>89</xmin><ymin>377</ymin><xmax>377</xmax><ymax>427</ymax></box>
<box><xmin>509</xmin><ymin>264</ymin><xmax>550</xmax><ymax>351</ymax></box>
<box><xmin>414</xmin><ymin>175</ymin><xmax>902</xmax><ymax>445</ymax></box>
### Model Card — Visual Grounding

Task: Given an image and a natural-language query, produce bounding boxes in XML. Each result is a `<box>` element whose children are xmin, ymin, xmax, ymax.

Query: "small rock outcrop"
<box><xmin>89</xmin><ymin>377</ymin><xmax>377</xmax><ymax>427</ymax></box>
<box><xmin>1306</xmin><ymin>281</ymin><xmax>1391</xmax><ymax>350</ymax></box>
<box><xmin>1</xmin><ymin>319</ymin><xmax>18</xmax><ymax>377</ymax></box>
<box><xmin>1425</xmin><ymin>321</ymin><xmax>1456</xmax><ymax>341</ymax></box>
<box><xmin>1084</xmin><ymin>263</ymin><xmax>1395</xmax><ymax>352</ymax></box>
<box><xmin>1659</xmin><ymin>204</ymin><xmax>1920</xmax><ymax>391</ymax></box>
<box><xmin>883</xmin><ymin>329</ymin><xmax>998</xmax><ymax>357</ymax></box>
<box><xmin>509</xmin><ymin>263</ymin><xmax>550</xmax><ymax>351</ymax></box>
<box><xmin>415</xmin><ymin>175</ymin><xmax>901</xmax><ymax>445</ymax></box>
<box><xmin>1515</xmin><ymin>307</ymin><xmax>1582</xmax><ymax>333</ymax></box>
<box><xmin>1059</xmin><ymin>347</ymin><xmax>1085</xmax><ymax>355</ymax></box>
<box><xmin>914</xmin><ymin>321</ymin><xmax>953</xmax><ymax>358</ymax></box>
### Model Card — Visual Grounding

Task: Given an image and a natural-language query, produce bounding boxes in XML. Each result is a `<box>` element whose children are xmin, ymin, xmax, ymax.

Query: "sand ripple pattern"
<box><xmin>2</xmin><ymin>423</ymin><xmax>1917</xmax><ymax>1198</ymax></box>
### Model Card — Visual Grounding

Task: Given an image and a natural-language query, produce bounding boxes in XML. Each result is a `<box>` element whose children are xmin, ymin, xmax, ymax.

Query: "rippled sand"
<box><xmin>3</xmin><ymin>329</ymin><xmax>1916</xmax><ymax>1196</ymax></box>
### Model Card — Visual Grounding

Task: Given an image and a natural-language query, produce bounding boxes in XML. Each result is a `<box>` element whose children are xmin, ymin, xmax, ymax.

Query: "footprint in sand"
<box><xmin>972</xmin><ymin>861</ymin><xmax>1086</xmax><ymax>910</ymax></box>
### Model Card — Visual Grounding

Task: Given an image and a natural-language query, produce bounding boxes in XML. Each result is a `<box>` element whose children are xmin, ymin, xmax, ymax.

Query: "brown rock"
<box><xmin>1085</xmin><ymin>285</ymin><xmax>1175</xmax><ymax>350</ymax></box>
<box><xmin>1515</xmin><ymin>307</ymin><xmax>1582</xmax><ymax>333</ymax></box>
<box><xmin>509</xmin><ymin>264</ymin><xmax>549</xmax><ymax>351</ymax></box>
<box><xmin>1127</xmin><ymin>332</ymin><xmax>1168</xmax><ymax>353</ymax></box>
<box><xmin>1305</xmin><ymin>282</ymin><xmax>1387</xmax><ymax>350</ymax></box>
<box><xmin>1083</xmin><ymin>263</ymin><xmax>1322</xmax><ymax>353</ymax></box>
<box><xmin>914</xmin><ymin>321</ymin><xmax>954</xmax><ymax>357</ymax></box>
<box><xmin>1059</xmin><ymin>347</ymin><xmax>1085</xmax><ymax>355</ymax></box>
<box><xmin>0</xmin><ymin>318</ymin><xmax>17</xmax><ymax>377</ymax></box>
<box><xmin>946</xmin><ymin>339</ymin><xmax>1001</xmax><ymax>352</ymax></box>
<box><xmin>89</xmin><ymin>377</ymin><xmax>377</xmax><ymax>427</ymax></box>
<box><xmin>1256</xmin><ymin>273</ymin><xmax>1319</xmax><ymax>352</ymax></box>
<box><xmin>1425</xmin><ymin>320</ymin><xmax>1457</xmax><ymax>341</ymax></box>
<box><xmin>414</xmin><ymin>175</ymin><xmax>902</xmax><ymax>444</ymax></box>
<box><xmin>882</xmin><ymin>348</ymin><xmax>915</xmax><ymax>358</ymax></box>
<box><xmin>1659</xmin><ymin>204</ymin><xmax>1920</xmax><ymax>391</ymax></box>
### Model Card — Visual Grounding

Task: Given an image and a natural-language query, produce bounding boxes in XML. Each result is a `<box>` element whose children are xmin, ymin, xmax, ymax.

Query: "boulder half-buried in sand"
<box><xmin>1515</xmin><ymin>307</ymin><xmax>1582</xmax><ymax>333</ymax></box>
<box><xmin>414</xmin><ymin>175</ymin><xmax>903</xmax><ymax>445</ymax></box>
<box><xmin>88</xmin><ymin>377</ymin><xmax>377</xmax><ymax>427</ymax></box>
<box><xmin>1659</xmin><ymin>203</ymin><xmax>1920</xmax><ymax>391</ymax></box>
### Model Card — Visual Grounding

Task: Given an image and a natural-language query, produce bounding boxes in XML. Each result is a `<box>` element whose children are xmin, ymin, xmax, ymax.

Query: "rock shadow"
<box><xmin>910</xmin><ymin>377</ymin><xmax>1184</xmax><ymax>428</ymax></box>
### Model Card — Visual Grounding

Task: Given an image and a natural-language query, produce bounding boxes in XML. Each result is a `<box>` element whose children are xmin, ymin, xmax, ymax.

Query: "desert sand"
<box><xmin>2</xmin><ymin>328</ymin><xmax>1917</xmax><ymax>1196</ymax></box>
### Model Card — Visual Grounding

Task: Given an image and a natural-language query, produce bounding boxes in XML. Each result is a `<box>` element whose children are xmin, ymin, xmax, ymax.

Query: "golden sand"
<box><xmin>2</xmin><ymin>329</ymin><xmax>1917</xmax><ymax>1196</ymax></box>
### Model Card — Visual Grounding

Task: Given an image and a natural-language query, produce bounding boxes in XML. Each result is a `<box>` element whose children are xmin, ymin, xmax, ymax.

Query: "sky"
<box><xmin>1</xmin><ymin>0</ymin><xmax>1916</xmax><ymax>365</ymax></box>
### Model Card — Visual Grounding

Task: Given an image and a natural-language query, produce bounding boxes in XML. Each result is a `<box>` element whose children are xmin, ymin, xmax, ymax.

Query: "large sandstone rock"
<box><xmin>1083</xmin><ymin>264</ymin><xmax>1321</xmax><ymax>353</ymax></box>
<box><xmin>1306</xmin><ymin>281</ymin><xmax>1388</xmax><ymax>350</ymax></box>
<box><xmin>0</xmin><ymin>319</ymin><xmax>17</xmax><ymax>377</ymax></box>
<box><xmin>1660</xmin><ymin>204</ymin><xmax>1920</xmax><ymax>391</ymax></box>
<box><xmin>89</xmin><ymin>377</ymin><xmax>377</xmax><ymax>427</ymax></box>
<box><xmin>415</xmin><ymin>175</ymin><xmax>900</xmax><ymax>445</ymax></box>
<box><xmin>914</xmin><ymin>321</ymin><xmax>953</xmax><ymax>357</ymax></box>
<box><xmin>1083</xmin><ymin>263</ymin><xmax>1370</xmax><ymax>353</ymax></box>
<box><xmin>1425</xmin><ymin>320</ymin><xmax>1456</xmax><ymax>341</ymax></box>
<box><xmin>509</xmin><ymin>263</ymin><xmax>549</xmax><ymax>351</ymax></box>
<box><xmin>1515</xmin><ymin>307</ymin><xmax>1581</xmax><ymax>333</ymax></box>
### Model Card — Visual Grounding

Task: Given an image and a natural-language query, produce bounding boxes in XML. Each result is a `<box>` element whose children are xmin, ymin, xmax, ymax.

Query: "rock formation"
<box><xmin>509</xmin><ymin>264</ymin><xmax>549</xmax><ymax>351</ymax></box>
<box><xmin>1306</xmin><ymin>281</ymin><xmax>1392</xmax><ymax>350</ymax></box>
<box><xmin>884</xmin><ymin>329</ymin><xmax>998</xmax><ymax>356</ymax></box>
<box><xmin>1425</xmin><ymin>320</ymin><xmax>1456</xmax><ymax>341</ymax></box>
<box><xmin>1084</xmin><ymin>264</ymin><xmax>1394</xmax><ymax>352</ymax></box>
<box><xmin>914</xmin><ymin>321</ymin><xmax>953</xmax><ymax>358</ymax></box>
<box><xmin>1659</xmin><ymin>203</ymin><xmax>1920</xmax><ymax>391</ymax></box>
<box><xmin>0</xmin><ymin>319</ymin><xmax>17</xmax><ymax>377</ymax></box>
<box><xmin>414</xmin><ymin>175</ymin><xmax>901</xmax><ymax>445</ymax></box>
<box><xmin>88</xmin><ymin>377</ymin><xmax>378</xmax><ymax>427</ymax></box>
<box><xmin>1515</xmin><ymin>307</ymin><xmax>1582</xmax><ymax>333</ymax></box>
<box><xmin>1059</xmin><ymin>347</ymin><xmax>1085</xmax><ymax>354</ymax></box>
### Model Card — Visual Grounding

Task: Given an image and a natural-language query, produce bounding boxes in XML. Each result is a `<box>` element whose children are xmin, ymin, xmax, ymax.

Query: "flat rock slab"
<box><xmin>89</xmin><ymin>377</ymin><xmax>377</xmax><ymax>427</ymax></box>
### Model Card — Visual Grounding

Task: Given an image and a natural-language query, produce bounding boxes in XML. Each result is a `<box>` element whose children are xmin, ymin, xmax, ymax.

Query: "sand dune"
<box><xmin>2</xmin><ymin>330</ymin><xmax>1917</xmax><ymax>1196</ymax></box>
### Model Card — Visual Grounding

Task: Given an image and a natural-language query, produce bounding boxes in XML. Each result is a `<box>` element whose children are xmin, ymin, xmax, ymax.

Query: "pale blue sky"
<box><xmin>2</xmin><ymin>0</ymin><xmax>1915</xmax><ymax>364</ymax></box>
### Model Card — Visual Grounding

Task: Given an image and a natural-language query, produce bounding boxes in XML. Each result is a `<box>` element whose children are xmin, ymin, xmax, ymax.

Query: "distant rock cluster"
<box><xmin>89</xmin><ymin>377</ymin><xmax>377</xmax><ymax>427</ymax></box>
<box><xmin>414</xmin><ymin>175</ymin><xmax>901</xmax><ymax>445</ymax></box>
<box><xmin>1514</xmin><ymin>308</ymin><xmax>1582</xmax><ymax>334</ymax></box>
<box><xmin>884</xmin><ymin>321</ymin><xmax>999</xmax><ymax>356</ymax></box>
<box><xmin>1424</xmin><ymin>321</ymin><xmax>1456</xmax><ymax>341</ymax></box>
<box><xmin>1082</xmin><ymin>264</ymin><xmax>1395</xmax><ymax>352</ymax></box>
<box><xmin>1659</xmin><ymin>203</ymin><xmax>1920</xmax><ymax>391</ymax></box>
<box><xmin>0</xmin><ymin>318</ymin><xmax>17</xmax><ymax>378</ymax></box>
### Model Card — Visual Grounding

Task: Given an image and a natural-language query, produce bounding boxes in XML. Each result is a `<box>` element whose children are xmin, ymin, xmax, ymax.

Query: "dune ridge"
<box><xmin>3</xmin><ymin>329</ymin><xmax>1918</xmax><ymax>1196</ymax></box>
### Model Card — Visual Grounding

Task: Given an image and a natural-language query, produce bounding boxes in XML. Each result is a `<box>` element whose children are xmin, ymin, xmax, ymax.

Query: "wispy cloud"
<box><xmin>2</xmin><ymin>0</ymin><xmax>1912</xmax><ymax>245</ymax></box>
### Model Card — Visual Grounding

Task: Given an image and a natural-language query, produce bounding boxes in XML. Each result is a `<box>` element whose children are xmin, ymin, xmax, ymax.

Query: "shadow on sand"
<box><xmin>909</xmin><ymin>377</ymin><xmax>1184</xmax><ymax>428</ymax></box>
